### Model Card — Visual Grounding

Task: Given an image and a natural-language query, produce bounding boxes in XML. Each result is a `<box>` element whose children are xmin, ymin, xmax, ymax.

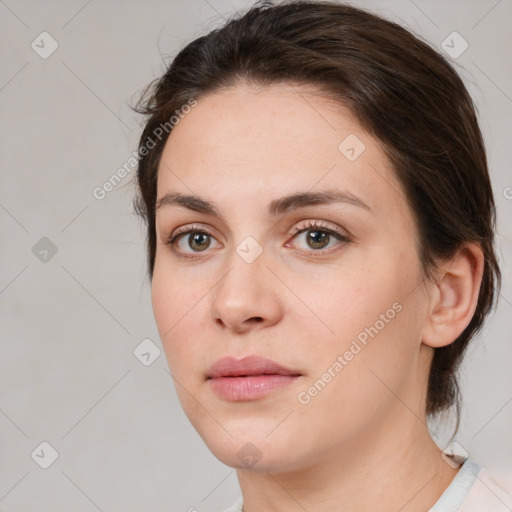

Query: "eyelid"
<box><xmin>168</xmin><ymin>223</ymin><xmax>216</xmax><ymax>242</ymax></box>
<box><xmin>288</xmin><ymin>219</ymin><xmax>347</xmax><ymax>238</ymax></box>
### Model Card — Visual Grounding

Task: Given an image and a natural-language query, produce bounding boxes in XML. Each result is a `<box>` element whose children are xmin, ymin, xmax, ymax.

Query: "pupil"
<box><xmin>190</xmin><ymin>233</ymin><xmax>210</xmax><ymax>251</ymax></box>
<box><xmin>308</xmin><ymin>230</ymin><xmax>328</xmax><ymax>249</ymax></box>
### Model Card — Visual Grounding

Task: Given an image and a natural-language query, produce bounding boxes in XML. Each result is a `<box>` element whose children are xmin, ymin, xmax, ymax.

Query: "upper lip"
<box><xmin>207</xmin><ymin>355</ymin><xmax>301</xmax><ymax>379</ymax></box>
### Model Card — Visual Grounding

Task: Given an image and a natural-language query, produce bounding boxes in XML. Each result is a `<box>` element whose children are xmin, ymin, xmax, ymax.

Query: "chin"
<box><xmin>197</xmin><ymin>425</ymin><xmax>304</xmax><ymax>473</ymax></box>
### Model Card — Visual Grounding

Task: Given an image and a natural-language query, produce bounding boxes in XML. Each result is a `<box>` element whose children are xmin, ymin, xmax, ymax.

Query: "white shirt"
<box><xmin>222</xmin><ymin>458</ymin><xmax>512</xmax><ymax>512</ymax></box>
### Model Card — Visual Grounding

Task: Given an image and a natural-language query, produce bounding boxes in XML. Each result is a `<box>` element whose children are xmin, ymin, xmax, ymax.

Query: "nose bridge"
<box><xmin>216</xmin><ymin>236</ymin><xmax>268</xmax><ymax>301</ymax></box>
<box><xmin>211</xmin><ymin>236</ymin><xmax>282</xmax><ymax>330</ymax></box>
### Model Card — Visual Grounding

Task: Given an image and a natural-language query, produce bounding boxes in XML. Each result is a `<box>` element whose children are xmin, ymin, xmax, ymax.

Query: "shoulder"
<box><xmin>431</xmin><ymin>458</ymin><xmax>512</xmax><ymax>512</ymax></box>
<box><xmin>221</xmin><ymin>496</ymin><xmax>243</xmax><ymax>512</ymax></box>
<box><xmin>459</xmin><ymin>463</ymin><xmax>512</xmax><ymax>512</ymax></box>
<box><xmin>222</xmin><ymin>461</ymin><xmax>512</xmax><ymax>512</ymax></box>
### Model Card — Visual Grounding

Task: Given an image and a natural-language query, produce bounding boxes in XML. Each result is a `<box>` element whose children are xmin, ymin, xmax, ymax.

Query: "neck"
<box><xmin>236</xmin><ymin>411</ymin><xmax>459</xmax><ymax>512</ymax></box>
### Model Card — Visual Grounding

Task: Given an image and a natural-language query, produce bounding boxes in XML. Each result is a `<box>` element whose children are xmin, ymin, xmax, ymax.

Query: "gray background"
<box><xmin>1</xmin><ymin>0</ymin><xmax>511</xmax><ymax>511</ymax></box>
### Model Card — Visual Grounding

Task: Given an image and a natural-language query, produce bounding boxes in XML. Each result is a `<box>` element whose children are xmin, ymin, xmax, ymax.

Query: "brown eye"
<box><xmin>305</xmin><ymin>230</ymin><xmax>331</xmax><ymax>250</ymax></box>
<box><xmin>289</xmin><ymin>220</ymin><xmax>349</xmax><ymax>255</ymax></box>
<box><xmin>166</xmin><ymin>225</ymin><xmax>220</xmax><ymax>258</ymax></box>
<box><xmin>187</xmin><ymin>232</ymin><xmax>211</xmax><ymax>251</ymax></box>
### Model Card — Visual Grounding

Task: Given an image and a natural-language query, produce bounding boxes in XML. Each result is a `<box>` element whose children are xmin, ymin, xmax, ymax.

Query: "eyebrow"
<box><xmin>155</xmin><ymin>189</ymin><xmax>371</xmax><ymax>217</ymax></box>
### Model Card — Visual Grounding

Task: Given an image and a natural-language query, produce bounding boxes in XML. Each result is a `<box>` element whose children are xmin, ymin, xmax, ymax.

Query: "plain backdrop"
<box><xmin>1</xmin><ymin>0</ymin><xmax>511</xmax><ymax>510</ymax></box>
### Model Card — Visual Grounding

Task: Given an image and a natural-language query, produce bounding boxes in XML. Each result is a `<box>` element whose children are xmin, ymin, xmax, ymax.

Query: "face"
<box><xmin>152</xmin><ymin>82</ymin><xmax>433</xmax><ymax>473</ymax></box>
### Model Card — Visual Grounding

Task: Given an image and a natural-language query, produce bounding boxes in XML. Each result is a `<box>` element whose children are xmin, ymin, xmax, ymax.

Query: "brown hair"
<box><xmin>132</xmin><ymin>0</ymin><xmax>501</xmax><ymax>419</ymax></box>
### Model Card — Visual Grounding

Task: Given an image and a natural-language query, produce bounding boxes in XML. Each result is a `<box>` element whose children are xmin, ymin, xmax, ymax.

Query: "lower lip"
<box><xmin>208</xmin><ymin>374</ymin><xmax>300</xmax><ymax>401</ymax></box>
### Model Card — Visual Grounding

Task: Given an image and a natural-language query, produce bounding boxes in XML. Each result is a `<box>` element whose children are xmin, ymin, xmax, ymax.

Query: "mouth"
<box><xmin>207</xmin><ymin>355</ymin><xmax>302</xmax><ymax>401</ymax></box>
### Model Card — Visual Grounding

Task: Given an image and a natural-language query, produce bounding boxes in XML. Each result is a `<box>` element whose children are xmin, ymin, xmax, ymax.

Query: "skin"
<box><xmin>151</xmin><ymin>82</ymin><xmax>484</xmax><ymax>512</ymax></box>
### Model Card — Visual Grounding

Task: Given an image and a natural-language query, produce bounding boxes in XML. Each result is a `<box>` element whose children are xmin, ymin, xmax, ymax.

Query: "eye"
<box><xmin>165</xmin><ymin>224</ymin><xmax>221</xmax><ymax>257</ymax></box>
<box><xmin>165</xmin><ymin>220</ymin><xmax>350</xmax><ymax>259</ymax></box>
<box><xmin>286</xmin><ymin>220</ymin><xmax>350</xmax><ymax>254</ymax></box>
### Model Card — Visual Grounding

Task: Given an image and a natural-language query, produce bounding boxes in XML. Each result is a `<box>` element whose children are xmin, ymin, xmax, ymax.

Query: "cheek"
<box><xmin>288</xmin><ymin>262</ymin><xmax>397</xmax><ymax>346</ymax></box>
<box><xmin>291</xmin><ymin>254</ymin><xmax>421</xmax><ymax>387</ymax></box>
<box><xmin>151</xmin><ymin>265</ymin><xmax>206</xmax><ymax>374</ymax></box>
<box><xmin>293</xmin><ymin>294</ymin><xmax>421</xmax><ymax>444</ymax></box>
<box><xmin>152</xmin><ymin>279</ymin><xmax>212</xmax><ymax>428</ymax></box>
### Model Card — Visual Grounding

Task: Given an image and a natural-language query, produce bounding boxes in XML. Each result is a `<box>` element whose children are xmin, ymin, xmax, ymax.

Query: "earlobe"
<box><xmin>422</xmin><ymin>243</ymin><xmax>484</xmax><ymax>348</ymax></box>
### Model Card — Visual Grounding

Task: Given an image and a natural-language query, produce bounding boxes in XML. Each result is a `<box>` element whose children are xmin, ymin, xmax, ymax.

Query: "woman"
<box><xmin>132</xmin><ymin>1</ymin><xmax>510</xmax><ymax>510</ymax></box>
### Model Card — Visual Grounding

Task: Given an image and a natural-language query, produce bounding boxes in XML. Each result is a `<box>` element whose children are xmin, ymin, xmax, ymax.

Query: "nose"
<box><xmin>210</xmin><ymin>248</ymin><xmax>284</xmax><ymax>334</ymax></box>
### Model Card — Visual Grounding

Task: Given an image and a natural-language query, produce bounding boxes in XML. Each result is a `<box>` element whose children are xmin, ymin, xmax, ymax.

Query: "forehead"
<box><xmin>156</xmin><ymin>82</ymin><xmax>404</xmax><ymax>215</ymax></box>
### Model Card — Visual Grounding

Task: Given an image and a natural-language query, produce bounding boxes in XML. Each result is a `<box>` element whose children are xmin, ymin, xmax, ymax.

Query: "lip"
<box><xmin>207</xmin><ymin>355</ymin><xmax>301</xmax><ymax>401</ymax></box>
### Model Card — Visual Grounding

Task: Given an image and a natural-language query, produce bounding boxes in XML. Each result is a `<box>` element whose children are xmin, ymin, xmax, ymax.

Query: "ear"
<box><xmin>422</xmin><ymin>243</ymin><xmax>485</xmax><ymax>348</ymax></box>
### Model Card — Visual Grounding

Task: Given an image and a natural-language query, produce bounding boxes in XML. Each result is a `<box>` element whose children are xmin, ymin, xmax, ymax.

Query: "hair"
<box><xmin>131</xmin><ymin>0</ymin><xmax>501</xmax><ymax>421</ymax></box>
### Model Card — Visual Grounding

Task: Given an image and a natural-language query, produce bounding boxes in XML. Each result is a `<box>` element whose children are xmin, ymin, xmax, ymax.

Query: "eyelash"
<box><xmin>165</xmin><ymin>220</ymin><xmax>350</xmax><ymax>259</ymax></box>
